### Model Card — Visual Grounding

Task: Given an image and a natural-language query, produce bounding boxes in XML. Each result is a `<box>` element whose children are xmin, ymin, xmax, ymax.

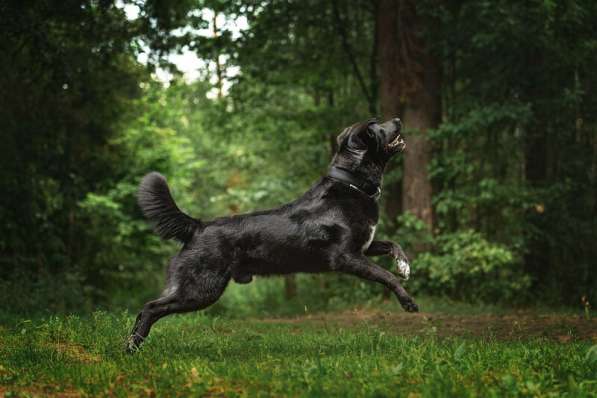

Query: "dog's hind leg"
<box><xmin>127</xmin><ymin>294</ymin><xmax>189</xmax><ymax>352</ymax></box>
<box><xmin>126</xmin><ymin>269</ymin><xmax>229</xmax><ymax>352</ymax></box>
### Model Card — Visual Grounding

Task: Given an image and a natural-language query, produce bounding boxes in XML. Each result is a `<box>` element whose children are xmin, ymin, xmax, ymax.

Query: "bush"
<box><xmin>411</xmin><ymin>230</ymin><xmax>530</xmax><ymax>303</ymax></box>
<box><xmin>0</xmin><ymin>270</ymin><xmax>92</xmax><ymax>316</ymax></box>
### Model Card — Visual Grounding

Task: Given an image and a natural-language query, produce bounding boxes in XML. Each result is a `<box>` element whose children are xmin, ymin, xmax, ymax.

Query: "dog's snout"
<box><xmin>392</xmin><ymin>118</ymin><xmax>402</xmax><ymax>130</ymax></box>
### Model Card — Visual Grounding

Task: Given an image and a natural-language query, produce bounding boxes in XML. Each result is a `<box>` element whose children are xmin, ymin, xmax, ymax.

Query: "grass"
<box><xmin>1</xmin><ymin>304</ymin><xmax>596</xmax><ymax>397</ymax></box>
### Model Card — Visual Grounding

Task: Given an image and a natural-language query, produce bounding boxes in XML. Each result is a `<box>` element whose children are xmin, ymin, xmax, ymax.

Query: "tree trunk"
<box><xmin>522</xmin><ymin>49</ymin><xmax>548</xmax><ymax>287</ymax></box>
<box><xmin>523</xmin><ymin>120</ymin><xmax>548</xmax><ymax>285</ymax></box>
<box><xmin>377</xmin><ymin>0</ymin><xmax>403</xmax><ymax>225</ymax></box>
<box><xmin>401</xmin><ymin>51</ymin><xmax>440</xmax><ymax>229</ymax></box>
<box><xmin>377</xmin><ymin>0</ymin><xmax>439</xmax><ymax>231</ymax></box>
<box><xmin>377</xmin><ymin>0</ymin><xmax>401</xmax><ymax>120</ymax></box>
<box><xmin>284</xmin><ymin>275</ymin><xmax>297</xmax><ymax>299</ymax></box>
<box><xmin>376</xmin><ymin>0</ymin><xmax>402</xmax><ymax>299</ymax></box>
<box><xmin>212</xmin><ymin>13</ymin><xmax>223</xmax><ymax>99</ymax></box>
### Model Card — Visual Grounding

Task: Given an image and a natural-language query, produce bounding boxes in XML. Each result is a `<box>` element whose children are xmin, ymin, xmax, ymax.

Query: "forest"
<box><xmin>1</xmin><ymin>1</ymin><xmax>596</xmax><ymax>396</ymax></box>
<box><xmin>2</xmin><ymin>0</ymin><xmax>595</xmax><ymax>313</ymax></box>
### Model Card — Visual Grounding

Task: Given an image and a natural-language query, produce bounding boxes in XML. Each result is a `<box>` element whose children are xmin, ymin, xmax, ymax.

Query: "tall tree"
<box><xmin>377</xmin><ymin>0</ymin><xmax>440</xmax><ymax>230</ymax></box>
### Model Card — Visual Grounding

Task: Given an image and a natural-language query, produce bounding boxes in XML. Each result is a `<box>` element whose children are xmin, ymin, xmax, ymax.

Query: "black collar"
<box><xmin>327</xmin><ymin>166</ymin><xmax>381</xmax><ymax>200</ymax></box>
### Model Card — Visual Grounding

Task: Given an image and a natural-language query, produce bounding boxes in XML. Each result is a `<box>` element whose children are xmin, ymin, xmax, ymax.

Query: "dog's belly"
<box><xmin>206</xmin><ymin>212</ymin><xmax>345</xmax><ymax>280</ymax></box>
<box><xmin>246</xmin><ymin>252</ymin><xmax>330</xmax><ymax>275</ymax></box>
<box><xmin>239</xmin><ymin>242</ymin><xmax>331</xmax><ymax>276</ymax></box>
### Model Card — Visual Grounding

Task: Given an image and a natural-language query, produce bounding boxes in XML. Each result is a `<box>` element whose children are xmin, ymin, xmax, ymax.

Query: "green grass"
<box><xmin>1</xmin><ymin>308</ymin><xmax>596</xmax><ymax>397</ymax></box>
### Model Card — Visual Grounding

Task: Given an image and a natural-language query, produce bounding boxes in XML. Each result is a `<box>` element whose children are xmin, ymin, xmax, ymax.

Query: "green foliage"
<box><xmin>410</xmin><ymin>0</ymin><xmax>597</xmax><ymax>305</ymax></box>
<box><xmin>384</xmin><ymin>215</ymin><xmax>529</xmax><ymax>304</ymax></box>
<box><xmin>1</xmin><ymin>0</ymin><xmax>597</xmax><ymax>313</ymax></box>
<box><xmin>412</xmin><ymin>231</ymin><xmax>530</xmax><ymax>303</ymax></box>
<box><xmin>0</xmin><ymin>0</ymin><xmax>148</xmax><ymax>312</ymax></box>
<box><xmin>75</xmin><ymin>81</ymin><xmax>212</xmax><ymax>308</ymax></box>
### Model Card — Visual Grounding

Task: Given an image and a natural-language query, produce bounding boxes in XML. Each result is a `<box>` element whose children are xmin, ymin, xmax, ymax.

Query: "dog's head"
<box><xmin>332</xmin><ymin>118</ymin><xmax>405</xmax><ymax>176</ymax></box>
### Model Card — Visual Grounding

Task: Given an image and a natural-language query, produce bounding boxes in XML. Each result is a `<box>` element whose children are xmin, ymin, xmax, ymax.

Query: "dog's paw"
<box><xmin>125</xmin><ymin>343</ymin><xmax>138</xmax><ymax>354</ymax></box>
<box><xmin>396</xmin><ymin>258</ymin><xmax>410</xmax><ymax>280</ymax></box>
<box><xmin>400</xmin><ymin>299</ymin><xmax>419</xmax><ymax>313</ymax></box>
<box><xmin>125</xmin><ymin>335</ymin><xmax>142</xmax><ymax>354</ymax></box>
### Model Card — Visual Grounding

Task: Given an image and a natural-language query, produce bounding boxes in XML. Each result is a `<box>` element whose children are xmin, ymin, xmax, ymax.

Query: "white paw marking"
<box><xmin>397</xmin><ymin>259</ymin><xmax>410</xmax><ymax>280</ymax></box>
<box><xmin>361</xmin><ymin>225</ymin><xmax>377</xmax><ymax>252</ymax></box>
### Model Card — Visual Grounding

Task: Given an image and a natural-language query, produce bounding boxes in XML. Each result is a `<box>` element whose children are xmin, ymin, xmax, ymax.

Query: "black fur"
<box><xmin>138</xmin><ymin>172</ymin><xmax>201</xmax><ymax>242</ymax></box>
<box><xmin>127</xmin><ymin>118</ymin><xmax>418</xmax><ymax>352</ymax></box>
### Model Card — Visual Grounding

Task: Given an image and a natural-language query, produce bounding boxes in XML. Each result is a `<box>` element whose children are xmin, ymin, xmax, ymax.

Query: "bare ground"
<box><xmin>261</xmin><ymin>309</ymin><xmax>597</xmax><ymax>342</ymax></box>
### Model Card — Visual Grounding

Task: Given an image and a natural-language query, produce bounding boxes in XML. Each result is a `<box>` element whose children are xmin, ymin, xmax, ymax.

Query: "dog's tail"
<box><xmin>137</xmin><ymin>172</ymin><xmax>201</xmax><ymax>243</ymax></box>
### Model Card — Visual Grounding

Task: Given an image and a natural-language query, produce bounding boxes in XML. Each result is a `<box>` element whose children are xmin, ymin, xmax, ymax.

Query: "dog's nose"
<box><xmin>392</xmin><ymin>118</ymin><xmax>402</xmax><ymax>130</ymax></box>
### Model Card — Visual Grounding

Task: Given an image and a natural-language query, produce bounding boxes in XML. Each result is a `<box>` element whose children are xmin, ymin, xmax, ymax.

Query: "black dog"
<box><xmin>127</xmin><ymin>118</ymin><xmax>418</xmax><ymax>352</ymax></box>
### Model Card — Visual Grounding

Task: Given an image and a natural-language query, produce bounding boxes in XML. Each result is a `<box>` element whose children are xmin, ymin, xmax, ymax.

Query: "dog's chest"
<box><xmin>361</xmin><ymin>225</ymin><xmax>377</xmax><ymax>252</ymax></box>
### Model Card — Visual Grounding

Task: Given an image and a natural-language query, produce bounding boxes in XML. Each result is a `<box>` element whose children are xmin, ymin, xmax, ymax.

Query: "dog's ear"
<box><xmin>350</xmin><ymin>120</ymin><xmax>378</xmax><ymax>149</ymax></box>
<box><xmin>336</xmin><ymin>126</ymin><xmax>352</xmax><ymax>146</ymax></box>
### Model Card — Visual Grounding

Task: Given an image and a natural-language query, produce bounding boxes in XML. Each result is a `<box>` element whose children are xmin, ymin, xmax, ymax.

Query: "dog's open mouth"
<box><xmin>388</xmin><ymin>133</ymin><xmax>406</xmax><ymax>151</ymax></box>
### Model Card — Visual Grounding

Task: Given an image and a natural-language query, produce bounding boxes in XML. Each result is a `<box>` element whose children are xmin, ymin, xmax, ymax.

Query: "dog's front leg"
<box><xmin>337</xmin><ymin>255</ymin><xmax>418</xmax><ymax>312</ymax></box>
<box><xmin>364</xmin><ymin>240</ymin><xmax>410</xmax><ymax>280</ymax></box>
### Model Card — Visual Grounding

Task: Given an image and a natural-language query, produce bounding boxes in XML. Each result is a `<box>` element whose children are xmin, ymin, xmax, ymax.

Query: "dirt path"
<box><xmin>261</xmin><ymin>309</ymin><xmax>597</xmax><ymax>342</ymax></box>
